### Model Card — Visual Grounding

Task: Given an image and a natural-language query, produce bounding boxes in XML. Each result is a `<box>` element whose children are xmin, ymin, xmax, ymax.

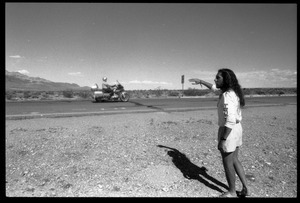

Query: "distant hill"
<box><xmin>5</xmin><ymin>70</ymin><xmax>90</xmax><ymax>91</ymax></box>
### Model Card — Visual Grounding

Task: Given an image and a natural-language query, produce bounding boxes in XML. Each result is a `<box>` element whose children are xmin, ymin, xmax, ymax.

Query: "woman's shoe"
<box><xmin>236</xmin><ymin>187</ymin><xmax>249</xmax><ymax>197</ymax></box>
<box><xmin>219</xmin><ymin>192</ymin><xmax>237</xmax><ymax>198</ymax></box>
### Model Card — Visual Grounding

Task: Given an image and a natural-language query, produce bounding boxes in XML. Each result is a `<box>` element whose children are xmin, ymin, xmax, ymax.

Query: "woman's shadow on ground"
<box><xmin>157</xmin><ymin>145</ymin><xmax>229</xmax><ymax>194</ymax></box>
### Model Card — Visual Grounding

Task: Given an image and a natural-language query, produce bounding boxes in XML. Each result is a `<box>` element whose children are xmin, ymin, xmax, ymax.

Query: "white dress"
<box><xmin>212</xmin><ymin>85</ymin><xmax>243</xmax><ymax>152</ymax></box>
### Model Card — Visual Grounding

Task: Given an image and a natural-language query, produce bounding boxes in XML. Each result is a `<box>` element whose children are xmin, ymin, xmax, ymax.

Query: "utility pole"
<box><xmin>181</xmin><ymin>75</ymin><xmax>184</xmax><ymax>97</ymax></box>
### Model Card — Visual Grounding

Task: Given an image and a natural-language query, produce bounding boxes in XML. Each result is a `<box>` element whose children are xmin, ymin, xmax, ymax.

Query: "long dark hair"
<box><xmin>218</xmin><ymin>68</ymin><xmax>245</xmax><ymax>107</ymax></box>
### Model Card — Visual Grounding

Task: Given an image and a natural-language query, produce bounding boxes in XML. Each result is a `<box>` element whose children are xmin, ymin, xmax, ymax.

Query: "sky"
<box><xmin>5</xmin><ymin>3</ymin><xmax>297</xmax><ymax>90</ymax></box>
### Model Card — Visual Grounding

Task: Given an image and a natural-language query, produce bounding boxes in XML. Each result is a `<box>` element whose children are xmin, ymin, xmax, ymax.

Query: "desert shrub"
<box><xmin>23</xmin><ymin>91</ymin><xmax>32</xmax><ymax>99</ymax></box>
<box><xmin>40</xmin><ymin>91</ymin><xmax>47</xmax><ymax>96</ymax></box>
<box><xmin>47</xmin><ymin>91</ymin><xmax>54</xmax><ymax>95</ymax></box>
<box><xmin>6</xmin><ymin>91</ymin><xmax>14</xmax><ymax>100</ymax></box>
<box><xmin>168</xmin><ymin>91</ymin><xmax>180</xmax><ymax>97</ymax></box>
<box><xmin>242</xmin><ymin>88</ymin><xmax>250</xmax><ymax>95</ymax></box>
<box><xmin>77</xmin><ymin>91</ymin><xmax>92</xmax><ymax>99</ymax></box>
<box><xmin>135</xmin><ymin>90</ymin><xmax>144</xmax><ymax>98</ymax></box>
<box><xmin>63</xmin><ymin>90</ymin><xmax>73</xmax><ymax>98</ymax></box>
<box><xmin>31</xmin><ymin>91</ymin><xmax>41</xmax><ymax>98</ymax></box>
<box><xmin>129</xmin><ymin>90</ymin><xmax>150</xmax><ymax>98</ymax></box>
<box><xmin>255</xmin><ymin>89</ymin><xmax>266</xmax><ymax>95</ymax></box>
<box><xmin>144</xmin><ymin>91</ymin><xmax>150</xmax><ymax>98</ymax></box>
<box><xmin>42</xmin><ymin>92</ymin><xmax>49</xmax><ymax>98</ymax></box>
<box><xmin>183</xmin><ymin>88</ymin><xmax>206</xmax><ymax>96</ymax></box>
<box><xmin>53</xmin><ymin>91</ymin><xmax>60</xmax><ymax>97</ymax></box>
<box><xmin>40</xmin><ymin>95</ymin><xmax>49</xmax><ymax>100</ymax></box>
<box><xmin>277</xmin><ymin>91</ymin><xmax>285</xmax><ymax>96</ymax></box>
<box><xmin>154</xmin><ymin>89</ymin><xmax>162</xmax><ymax>97</ymax></box>
<box><xmin>183</xmin><ymin>88</ymin><xmax>197</xmax><ymax>96</ymax></box>
<box><xmin>127</xmin><ymin>91</ymin><xmax>135</xmax><ymax>98</ymax></box>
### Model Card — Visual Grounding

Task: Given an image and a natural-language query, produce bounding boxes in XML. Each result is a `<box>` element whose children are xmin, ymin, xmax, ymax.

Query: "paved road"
<box><xmin>5</xmin><ymin>96</ymin><xmax>297</xmax><ymax>120</ymax></box>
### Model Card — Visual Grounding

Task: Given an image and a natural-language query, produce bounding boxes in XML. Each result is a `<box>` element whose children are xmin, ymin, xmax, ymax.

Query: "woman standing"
<box><xmin>189</xmin><ymin>68</ymin><xmax>249</xmax><ymax>197</ymax></box>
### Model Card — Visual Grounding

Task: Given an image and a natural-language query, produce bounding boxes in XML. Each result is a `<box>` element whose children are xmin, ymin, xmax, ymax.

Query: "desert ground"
<box><xmin>5</xmin><ymin>104</ymin><xmax>297</xmax><ymax>197</ymax></box>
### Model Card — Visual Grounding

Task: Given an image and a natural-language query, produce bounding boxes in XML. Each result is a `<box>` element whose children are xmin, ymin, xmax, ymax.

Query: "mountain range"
<box><xmin>5</xmin><ymin>70</ymin><xmax>90</xmax><ymax>91</ymax></box>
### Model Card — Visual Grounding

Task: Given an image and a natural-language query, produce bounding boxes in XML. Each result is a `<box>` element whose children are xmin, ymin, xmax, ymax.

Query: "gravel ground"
<box><xmin>5</xmin><ymin>104</ymin><xmax>297</xmax><ymax>197</ymax></box>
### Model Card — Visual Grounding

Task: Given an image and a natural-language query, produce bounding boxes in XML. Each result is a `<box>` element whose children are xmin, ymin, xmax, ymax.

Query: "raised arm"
<box><xmin>189</xmin><ymin>78</ymin><xmax>214</xmax><ymax>90</ymax></box>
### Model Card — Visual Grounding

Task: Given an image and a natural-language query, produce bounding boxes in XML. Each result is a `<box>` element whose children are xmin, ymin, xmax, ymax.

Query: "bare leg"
<box><xmin>233</xmin><ymin>147</ymin><xmax>249</xmax><ymax>196</ymax></box>
<box><xmin>221</xmin><ymin>151</ymin><xmax>237</xmax><ymax>196</ymax></box>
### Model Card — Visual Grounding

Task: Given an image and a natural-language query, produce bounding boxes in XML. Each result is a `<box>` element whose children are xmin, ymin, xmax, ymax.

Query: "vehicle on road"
<box><xmin>91</xmin><ymin>80</ymin><xmax>130</xmax><ymax>102</ymax></box>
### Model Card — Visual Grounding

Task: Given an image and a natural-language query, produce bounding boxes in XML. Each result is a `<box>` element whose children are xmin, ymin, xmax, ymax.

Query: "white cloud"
<box><xmin>9</xmin><ymin>55</ymin><xmax>24</xmax><ymax>59</ymax></box>
<box><xmin>236</xmin><ymin>71</ymin><xmax>266</xmax><ymax>80</ymax></box>
<box><xmin>68</xmin><ymin>72</ymin><xmax>82</xmax><ymax>76</ymax></box>
<box><xmin>36</xmin><ymin>56</ymin><xmax>48</xmax><ymax>62</ymax></box>
<box><xmin>189</xmin><ymin>70</ymin><xmax>219</xmax><ymax>81</ymax></box>
<box><xmin>128</xmin><ymin>80</ymin><xmax>172</xmax><ymax>85</ymax></box>
<box><xmin>17</xmin><ymin>70</ymin><xmax>30</xmax><ymax>75</ymax></box>
<box><xmin>238</xmin><ymin>69</ymin><xmax>295</xmax><ymax>79</ymax></box>
<box><xmin>189</xmin><ymin>68</ymin><xmax>296</xmax><ymax>88</ymax></box>
<box><xmin>236</xmin><ymin>68</ymin><xmax>297</xmax><ymax>87</ymax></box>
